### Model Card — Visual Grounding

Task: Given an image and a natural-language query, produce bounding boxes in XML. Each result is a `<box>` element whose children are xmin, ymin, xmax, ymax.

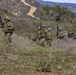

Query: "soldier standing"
<box><xmin>57</xmin><ymin>27</ymin><xmax>64</xmax><ymax>47</ymax></box>
<box><xmin>46</xmin><ymin>28</ymin><xmax>53</xmax><ymax>47</ymax></box>
<box><xmin>63</xmin><ymin>31</ymin><xmax>69</xmax><ymax>42</ymax></box>
<box><xmin>36</xmin><ymin>26</ymin><xmax>41</xmax><ymax>44</ymax></box>
<box><xmin>57</xmin><ymin>27</ymin><xmax>64</xmax><ymax>39</ymax></box>
<box><xmin>37</xmin><ymin>25</ymin><xmax>47</xmax><ymax>47</ymax></box>
<box><xmin>3</xmin><ymin>16</ymin><xmax>14</xmax><ymax>44</ymax></box>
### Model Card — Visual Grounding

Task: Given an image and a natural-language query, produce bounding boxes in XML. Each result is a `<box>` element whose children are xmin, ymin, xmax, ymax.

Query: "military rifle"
<box><xmin>56</xmin><ymin>15</ymin><xmax>61</xmax><ymax>36</ymax></box>
<box><xmin>40</xmin><ymin>17</ymin><xmax>42</xmax><ymax>30</ymax></box>
<box><xmin>0</xmin><ymin>16</ymin><xmax>4</xmax><ymax>28</ymax></box>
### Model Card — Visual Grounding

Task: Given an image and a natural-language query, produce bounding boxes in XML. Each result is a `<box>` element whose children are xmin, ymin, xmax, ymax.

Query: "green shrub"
<box><xmin>35</xmin><ymin>58</ymin><xmax>51</xmax><ymax>72</ymax></box>
<box><xmin>4</xmin><ymin>73</ymin><xmax>16</xmax><ymax>75</ymax></box>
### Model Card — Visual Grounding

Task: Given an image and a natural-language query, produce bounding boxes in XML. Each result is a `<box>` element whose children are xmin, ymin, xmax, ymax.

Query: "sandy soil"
<box><xmin>21</xmin><ymin>0</ymin><xmax>39</xmax><ymax>19</ymax></box>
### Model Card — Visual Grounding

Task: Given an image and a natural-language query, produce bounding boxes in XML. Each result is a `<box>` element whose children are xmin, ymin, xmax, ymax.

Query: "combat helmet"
<box><xmin>42</xmin><ymin>25</ymin><xmax>45</xmax><ymax>27</ymax></box>
<box><xmin>5</xmin><ymin>16</ymin><xmax>10</xmax><ymax>21</ymax></box>
<box><xmin>47</xmin><ymin>28</ymin><xmax>51</xmax><ymax>31</ymax></box>
<box><xmin>59</xmin><ymin>27</ymin><xmax>62</xmax><ymax>30</ymax></box>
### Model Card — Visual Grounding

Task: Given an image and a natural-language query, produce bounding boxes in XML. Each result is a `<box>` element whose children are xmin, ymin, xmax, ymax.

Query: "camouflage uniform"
<box><xmin>63</xmin><ymin>31</ymin><xmax>69</xmax><ymax>42</ymax></box>
<box><xmin>57</xmin><ymin>27</ymin><xmax>64</xmax><ymax>47</ymax></box>
<box><xmin>37</xmin><ymin>25</ymin><xmax>47</xmax><ymax>46</ymax></box>
<box><xmin>36</xmin><ymin>26</ymin><xmax>41</xmax><ymax>44</ymax></box>
<box><xmin>46</xmin><ymin>28</ymin><xmax>52</xmax><ymax>47</ymax></box>
<box><xmin>57</xmin><ymin>27</ymin><xmax>64</xmax><ymax>39</ymax></box>
<box><xmin>0</xmin><ymin>16</ymin><xmax>4</xmax><ymax>28</ymax></box>
<box><xmin>3</xmin><ymin>16</ymin><xmax>14</xmax><ymax>44</ymax></box>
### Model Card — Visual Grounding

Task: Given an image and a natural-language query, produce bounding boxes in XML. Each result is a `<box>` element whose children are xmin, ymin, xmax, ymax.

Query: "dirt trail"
<box><xmin>21</xmin><ymin>0</ymin><xmax>39</xmax><ymax>19</ymax></box>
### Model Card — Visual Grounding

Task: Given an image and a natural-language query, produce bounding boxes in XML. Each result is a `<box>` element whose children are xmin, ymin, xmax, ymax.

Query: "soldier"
<box><xmin>64</xmin><ymin>31</ymin><xmax>69</xmax><ymax>41</ymax></box>
<box><xmin>57</xmin><ymin>27</ymin><xmax>64</xmax><ymax>47</ymax></box>
<box><xmin>3</xmin><ymin>16</ymin><xmax>14</xmax><ymax>44</ymax></box>
<box><xmin>57</xmin><ymin>27</ymin><xmax>64</xmax><ymax>39</ymax></box>
<box><xmin>36</xmin><ymin>26</ymin><xmax>41</xmax><ymax>44</ymax></box>
<box><xmin>37</xmin><ymin>25</ymin><xmax>47</xmax><ymax>47</ymax></box>
<box><xmin>46</xmin><ymin>28</ymin><xmax>52</xmax><ymax>47</ymax></box>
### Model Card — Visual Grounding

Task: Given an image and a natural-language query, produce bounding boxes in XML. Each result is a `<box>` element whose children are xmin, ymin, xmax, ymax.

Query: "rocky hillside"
<box><xmin>0</xmin><ymin>0</ymin><xmax>42</xmax><ymax>18</ymax></box>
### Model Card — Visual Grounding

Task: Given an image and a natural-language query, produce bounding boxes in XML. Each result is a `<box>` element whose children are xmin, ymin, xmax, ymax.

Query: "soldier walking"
<box><xmin>37</xmin><ymin>25</ymin><xmax>47</xmax><ymax>47</ymax></box>
<box><xmin>3</xmin><ymin>16</ymin><xmax>14</xmax><ymax>45</ymax></box>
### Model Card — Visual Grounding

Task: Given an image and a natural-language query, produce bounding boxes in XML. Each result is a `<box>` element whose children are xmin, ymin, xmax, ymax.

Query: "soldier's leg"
<box><xmin>38</xmin><ymin>38</ymin><xmax>43</xmax><ymax>46</ymax></box>
<box><xmin>57</xmin><ymin>38</ymin><xmax>61</xmax><ymax>47</ymax></box>
<box><xmin>4</xmin><ymin>33</ymin><xmax>8</xmax><ymax>44</ymax></box>
<box><xmin>48</xmin><ymin>39</ymin><xmax>52</xmax><ymax>47</ymax></box>
<box><xmin>46</xmin><ymin>39</ymin><xmax>51</xmax><ymax>47</ymax></box>
<box><xmin>58</xmin><ymin>39</ymin><xmax>63</xmax><ymax>48</ymax></box>
<box><xmin>6</xmin><ymin>33</ymin><xmax>10</xmax><ymax>43</ymax></box>
<box><xmin>42</xmin><ymin>38</ymin><xmax>47</xmax><ymax>47</ymax></box>
<box><xmin>36</xmin><ymin>38</ymin><xmax>40</xmax><ymax>44</ymax></box>
<box><xmin>3</xmin><ymin>33</ymin><xmax>7</xmax><ymax>53</ymax></box>
<box><xmin>39</xmin><ymin>39</ymin><xmax>43</xmax><ymax>46</ymax></box>
<box><xmin>8</xmin><ymin>32</ymin><xmax>12</xmax><ymax>43</ymax></box>
<box><xmin>45</xmin><ymin>39</ymin><xmax>49</xmax><ymax>47</ymax></box>
<box><xmin>4</xmin><ymin>32</ymin><xmax>11</xmax><ymax>44</ymax></box>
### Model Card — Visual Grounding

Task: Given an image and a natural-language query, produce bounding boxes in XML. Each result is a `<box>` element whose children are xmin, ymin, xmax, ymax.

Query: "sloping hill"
<box><xmin>0</xmin><ymin>0</ymin><xmax>42</xmax><ymax>18</ymax></box>
<box><xmin>21</xmin><ymin>0</ymin><xmax>39</xmax><ymax>19</ymax></box>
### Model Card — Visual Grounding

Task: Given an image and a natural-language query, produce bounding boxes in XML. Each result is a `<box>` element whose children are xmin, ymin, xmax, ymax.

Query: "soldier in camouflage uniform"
<box><xmin>63</xmin><ymin>31</ymin><xmax>69</xmax><ymax>42</ymax></box>
<box><xmin>57</xmin><ymin>27</ymin><xmax>64</xmax><ymax>39</ymax></box>
<box><xmin>37</xmin><ymin>25</ymin><xmax>47</xmax><ymax>47</ymax></box>
<box><xmin>36</xmin><ymin>26</ymin><xmax>41</xmax><ymax>44</ymax></box>
<box><xmin>3</xmin><ymin>16</ymin><xmax>14</xmax><ymax>44</ymax></box>
<box><xmin>46</xmin><ymin>28</ymin><xmax>52</xmax><ymax>47</ymax></box>
<box><xmin>57</xmin><ymin>27</ymin><xmax>64</xmax><ymax>47</ymax></box>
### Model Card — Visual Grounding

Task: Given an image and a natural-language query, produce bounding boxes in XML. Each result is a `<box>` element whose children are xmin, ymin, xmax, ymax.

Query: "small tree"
<box><xmin>43</xmin><ymin>6</ymin><xmax>50</xmax><ymax>15</ymax></box>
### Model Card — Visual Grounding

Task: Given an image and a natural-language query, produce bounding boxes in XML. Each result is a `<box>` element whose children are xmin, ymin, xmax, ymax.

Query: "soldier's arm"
<box><xmin>10</xmin><ymin>23</ymin><xmax>14</xmax><ymax>31</ymax></box>
<box><xmin>1</xmin><ymin>22</ymin><xmax>4</xmax><ymax>28</ymax></box>
<box><xmin>37</xmin><ymin>31</ymin><xmax>41</xmax><ymax>38</ymax></box>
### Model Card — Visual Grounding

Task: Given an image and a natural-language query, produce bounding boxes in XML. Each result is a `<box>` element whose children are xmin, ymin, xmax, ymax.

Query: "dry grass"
<box><xmin>0</xmin><ymin>29</ymin><xmax>76</xmax><ymax>75</ymax></box>
<box><xmin>52</xmin><ymin>38</ymin><xmax>76</xmax><ymax>51</ymax></box>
